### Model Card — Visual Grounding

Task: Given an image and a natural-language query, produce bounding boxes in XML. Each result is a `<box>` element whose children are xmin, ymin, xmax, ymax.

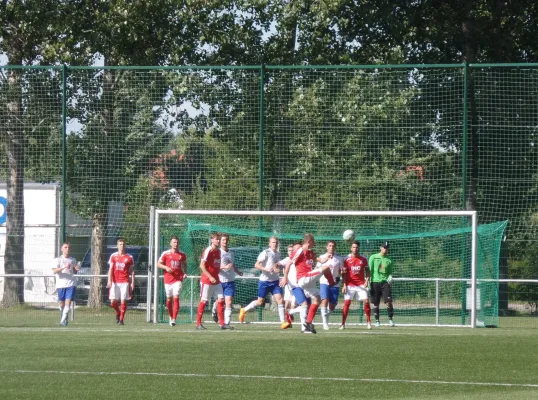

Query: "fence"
<box><xmin>1</xmin><ymin>64</ymin><xmax>538</xmax><ymax>322</ymax></box>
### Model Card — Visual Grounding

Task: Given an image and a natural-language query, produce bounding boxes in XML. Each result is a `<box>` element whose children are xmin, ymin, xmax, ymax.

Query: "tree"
<box><xmin>0</xmin><ymin>0</ymin><xmax>83</xmax><ymax>306</ymax></box>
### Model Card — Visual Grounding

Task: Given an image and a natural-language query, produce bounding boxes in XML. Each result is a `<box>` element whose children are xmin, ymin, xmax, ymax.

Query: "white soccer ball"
<box><xmin>343</xmin><ymin>229</ymin><xmax>355</xmax><ymax>241</ymax></box>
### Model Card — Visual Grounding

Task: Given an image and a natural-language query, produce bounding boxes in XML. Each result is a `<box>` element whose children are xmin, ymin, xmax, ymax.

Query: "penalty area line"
<box><xmin>1</xmin><ymin>369</ymin><xmax>537</xmax><ymax>389</ymax></box>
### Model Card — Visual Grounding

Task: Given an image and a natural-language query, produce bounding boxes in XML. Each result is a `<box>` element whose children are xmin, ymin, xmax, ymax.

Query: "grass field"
<box><xmin>1</xmin><ymin>315</ymin><xmax>537</xmax><ymax>400</ymax></box>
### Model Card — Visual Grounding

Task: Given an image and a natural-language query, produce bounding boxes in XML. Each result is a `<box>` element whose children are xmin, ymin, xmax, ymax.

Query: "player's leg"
<box><xmin>171</xmin><ymin>281</ymin><xmax>182</xmax><ymax>325</ymax></box>
<box><xmin>223</xmin><ymin>282</ymin><xmax>235</xmax><ymax>325</ymax></box>
<box><xmin>383</xmin><ymin>283</ymin><xmax>395</xmax><ymax>326</ymax></box>
<box><xmin>240</xmin><ymin>281</ymin><xmax>266</xmax><ymax>322</ymax></box>
<box><xmin>283</xmin><ymin>285</ymin><xmax>294</xmax><ymax>324</ymax></box>
<box><xmin>372</xmin><ymin>283</ymin><xmax>382</xmax><ymax>326</ymax></box>
<box><xmin>57</xmin><ymin>288</ymin><xmax>66</xmax><ymax>324</ymax></box>
<box><xmin>341</xmin><ymin>287</ymin><xmax>354</xmax><ymax>329</ymax></box>
<box><xmin>358</xmin><ymin>286</ymin><xmax>372</xmax><ymax>329</ymax></box>
<box><xmin>119</xmin><ymin>283</ymin><xmax>129</xmax><ymax>324</ymax></box>
<box><xmin>196</xmin><ymin>282</ymin><xmax>210</xmax><ymax>328</ymax></box>
<box><xmin>164</xmin><ymin>283</ymin><xmax>174</xmax><ymax>321</ymax></box>
<box><xmin>109</xmin><ymin>284</ymin><xmax>121</xmax><ymax>323</ymax></box>
<box><xmin>213</xmin><ymin>285</ymin><xmax>228</xmax><ymax>328</ymax></box>
<box><xmin>320</xmin><ymin>284</ymin><xmax>330</xmax><ymax>330</ymax></box>
<box><xmin>291</xmin><ymin>287</ymin><xmax>309</xmax><ymax>332</ymax></box>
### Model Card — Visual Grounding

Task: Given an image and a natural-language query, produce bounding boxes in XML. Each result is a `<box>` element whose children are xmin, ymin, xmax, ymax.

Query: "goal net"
<box><xmin>152</xmin><ymin>210</ymin><xmax>507</xmax><ymax>328</ymax></box>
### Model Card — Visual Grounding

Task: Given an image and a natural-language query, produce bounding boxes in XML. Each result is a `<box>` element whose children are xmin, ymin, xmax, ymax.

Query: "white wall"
<box><xmin>0</xmin><ymin>183</ymin><xmax>59</xmax><ymax>303</ymax></box>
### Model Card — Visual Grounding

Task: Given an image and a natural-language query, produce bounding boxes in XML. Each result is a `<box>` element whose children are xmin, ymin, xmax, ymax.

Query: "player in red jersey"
<box><xmin>157</xmin><ymin>236</ymin><xmax>187</xmax><ymax>326</ymax></box>
<box><xmin>282</xmin><ymin>233</ymin><xmax>335</xmax><ymax>334</ymax></box>
<box><xmin>106</xmin><ymin>238</ymin><xmax>135</xmax><ymax>325</ymax></box>
<box><xmin>340</xmin><ymin>240</ymin><xmax>372</xmax><ymax>330</ymax></box>
<box><xmin>196</xmin><ymin>233</ymin><xmax>232</xmax><ymax>330</ymax></box>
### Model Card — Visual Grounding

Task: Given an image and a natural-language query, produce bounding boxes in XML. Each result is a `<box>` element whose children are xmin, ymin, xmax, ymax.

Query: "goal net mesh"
<box><xmin>155</xmin><ymin>213</ymin><xmax>506</xmax><ymax>327</ymax></box>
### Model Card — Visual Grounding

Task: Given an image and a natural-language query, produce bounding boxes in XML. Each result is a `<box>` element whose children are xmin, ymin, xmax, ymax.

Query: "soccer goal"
<box><xmin>150</xmin><ymin>209</ymin><xmax>507</xmax><ymax>328</ymax></box>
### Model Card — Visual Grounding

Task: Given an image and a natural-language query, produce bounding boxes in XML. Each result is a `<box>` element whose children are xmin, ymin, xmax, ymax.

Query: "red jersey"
<box><xmin>108</xmin><ymin>252</ymin><xmax>134</xmax><ymax>283</ymax></box>
<box><xmin>159</xmin><ymin>250</ymin><xmax>187</xmax><ymax>284</ymax></box>
<box><xmin>200</xmin><ymin>246</ymin><xmax>221</xmax><ymax>284</ymax></box>
<box><xmin>343</xmin><ymin>255</ymin><xmax>369</xmax><ymax>286</ymax></box>
<box><xmin>292</xmin><ymin>247</ymin><xmax>316</xmax><ymax>280</ymax></box>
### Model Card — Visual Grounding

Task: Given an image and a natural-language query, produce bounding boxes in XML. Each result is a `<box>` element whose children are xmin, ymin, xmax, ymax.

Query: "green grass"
<box><xmin>0</xmin><ymin>318</ymin><xmax>537</xmax><ymax>400</ymax></box>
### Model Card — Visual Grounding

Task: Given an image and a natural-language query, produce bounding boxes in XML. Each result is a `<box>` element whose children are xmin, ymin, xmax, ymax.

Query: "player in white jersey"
<box><xmin>317</xmin><ymin>240</ymin><xmax>344</xmax><ymax>330</ymax></box>
<box><xmin>52</xmin><ymin>242</ymin><xmax>80</xmax><ymax>326</ymax></box>
<box><xmin>277</xmin><ymin>244</ymin><xmax>297</xmax><ymax>326</ymax></box>
<box><xmin>212</xmin><ymin>233</ymin><xmax>243</xmax><ymax>325</ymax></box>
<box><xmin>239</xmin><ymin>236</ymin><xmax>290</xmax><ymax>329</ymax></box>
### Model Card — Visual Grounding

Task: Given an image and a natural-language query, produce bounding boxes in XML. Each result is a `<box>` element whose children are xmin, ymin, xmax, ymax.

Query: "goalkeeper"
<box><xmin>369</xmin><ymin>242</ymin><xmax>395</xmax><ymax>327</ymax></box>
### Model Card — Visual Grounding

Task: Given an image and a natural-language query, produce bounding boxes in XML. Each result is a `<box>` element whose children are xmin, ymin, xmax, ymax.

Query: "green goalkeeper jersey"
<box><xmin>369</xmin><ymin>253</ymin><xmax>393</xmax><ymax>283</ymax></box>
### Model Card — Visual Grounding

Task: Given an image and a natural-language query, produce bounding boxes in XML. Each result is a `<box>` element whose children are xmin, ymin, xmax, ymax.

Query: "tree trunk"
<box><xmin>88</xmin><ymin>213</ymin><xmax>106</xmax><ymax>308</ymax></box>
<box><xmin>2</xmin><ymin>69</ymin><xmax>25</xmax><ymax>307</ymax></box>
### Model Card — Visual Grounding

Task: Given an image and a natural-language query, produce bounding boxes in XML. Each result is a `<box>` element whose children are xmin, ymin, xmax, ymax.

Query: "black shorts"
<box><xmin>371</xmin><ymin>282</ymin><xmax>392</xmax><ymax>305</ymax></box>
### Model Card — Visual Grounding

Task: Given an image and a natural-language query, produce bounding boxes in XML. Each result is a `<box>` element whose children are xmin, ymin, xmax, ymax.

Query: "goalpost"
<box><xmin>151</xmin><ymin>209</ymin><xmax>506</xmax><ymax>328</ymax></box>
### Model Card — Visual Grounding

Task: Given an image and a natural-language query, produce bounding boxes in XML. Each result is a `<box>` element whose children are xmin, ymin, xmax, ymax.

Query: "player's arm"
<box><xmin>233</xmin><ymin>265</ymin><xmax>243</xmax><ymax>276</ymax></box>
<box><xmin>180</xmin><ymin>258</ymin><xmax>188</xmax><ymax>279</ymax></box>
<box><xmin>52</xmin><ymin>260</ymin><xmax>64</xmax><ymax>274</ymax></box>
<box><xmin>317</xmin><ymin>254</ymin><xmax>331</xmax><ymax>264</ymax></box>
<box><xmin>364</xmin><ymin>266</ymin><xmax>371</xmax><ymax>288</ymax></box>
<box><xmin>157</xmin><ymin>254</ymin><xmax>172</xmax><ymax>273</ymax></box>
<box><xmin>387</xmin><ymin>260</ymin><xmax>393</xmax><ymax>285</ymax></box>
<box><xmin>341</xmin><ymin>264</ymin><xmax>347</xmax><ymax>294</ymax></box>
<box><xmin>130</xmin><ymin>259</ymin><xmax>135</xmax><ymax>291</ymax></box>
<box><xmin>254</xmin><ymin>252</ymin><xmax>271</xmax><ymax>272</ymax></box>
<box><xmin>280</xmin><ymin>258</ymin><xmax>293</xmax><ymax>287</ymax></box>
<box><xmin>199</xmin><ymin>259</ymin><xmax>216</xmax><ymax>283</ymax></box>
<box><xmin>106</xmin><ymin>261</ymin><xmax>113</xmax><ymax>288</ymax></box>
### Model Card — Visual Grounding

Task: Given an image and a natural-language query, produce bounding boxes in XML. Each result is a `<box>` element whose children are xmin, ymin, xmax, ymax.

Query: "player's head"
<box><xmin>303</xmin><ymin>233</ymin><xmax>315</xmax><ymax>248</ymax></box>
<box><xmin>269</xmin><ymin>236</ymin><xmax>279</xmax><ymax>251</ymax></box>
<box><xmin>61</xmin><ymin>242</ymin><xmax>70</xmax><ymax>257</ymax></box>
<box><xmin>210</xmin><ymin>233</ymin><xmax>220</xmax><ymax>247</ymax></box>
<box><xmin>326</xmin><ymin>240</ymin><xmax>336</xmax><ymax>254</ymax></box>
<box><xmin>350</xmin><ymin>240</ymin><xmax>360</xmax><ymax>256</ymax></box>
<box><xmin>287</xmin><ymin>244</ymin><xmax>294</xmax><ymax>256</ymax></box>
<box><xmin>220</xmin><ymin>233</ymin><xmax>229</xmax><ymax>248</ymax></box>
<box><xmin>380</xmin><ymin>241</ymin><xmax>389</xmax><ymax>255</ymax></box>
<box><xmin>170</xmin><ymin>236</ymin><xmax>179</xmax><ymax>250</ymax></box>
<box><xmin>117</xmin><ymin>238</ymin><xmax>126</xmax><ymax>253</ymax></box>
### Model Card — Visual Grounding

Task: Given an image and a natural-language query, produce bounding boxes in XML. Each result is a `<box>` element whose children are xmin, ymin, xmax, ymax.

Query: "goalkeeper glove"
<box><xmin>387</xmin><ymin>276</ymin><xmax>393</xmax><ymax>285</ymax></box>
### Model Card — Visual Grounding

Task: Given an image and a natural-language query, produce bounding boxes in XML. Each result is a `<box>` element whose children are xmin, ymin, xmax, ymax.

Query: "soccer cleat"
<box><xmin>119</xmin><ymin>320</ymin><xmax>124</xmax><ymax>326</ymax></box>
<box><xmin>281</xmin><ymin>321</ymin><xmax>291</xmax><ymax>330</ymax></box>
<box><xmin>60</xmin><ymin>319</ymin><xmax>68</xmax><ymax>327</ymax></box>
<box><xmin>196</xmin><ymin>324</ymin><xmax>207</xmax><ymax>330</ymax></box>
<box><xmin>212</xmin><ymin>311</ymin><xmax>219</xmax><ymax>323</ymax></box>
<box><xmin>375</xmin><ymin>321</ymin><xmax>380</xmax><ymax>328</ymax></box>
<box><xmin>239</xmin><ymin>308</ymin><xmax>246</xmax><ymax>323</ymax></box>
<box><xmin>367</xmin><ymin>322</ymin><xmax>372</xmax><ymax>330</ymax></box>
<box><xmin>220</xmin><ymin>324</ymin><xmax>234</xmax><ymax>330</ymax></box>
<box><xmin>303</xmin><ymin>322</ymin><xmax>317</xmax><ymax>334</ymax></box>
<box><xmin>323</xmin><ymin>324</ymin><xmax>329</xmax><ymax>331</ymax></box>
<box><xmin>338</xmin><ymin>324</ymin><xmax>345</xmax><ymax>330</ymax></box>
<box><xmin>169</xmin><ymin>319</ymin><xmax>176</xmax><ymax>327</ymax></box>
<box><xmin>389</xmin><ymin>319</ymin><xmax>395</xmax><ymax>327</ymax></box>
<box><xmin>116</xmin><ymin>314</ymin><xmax>120</xmax><ymax>324</ymax></box>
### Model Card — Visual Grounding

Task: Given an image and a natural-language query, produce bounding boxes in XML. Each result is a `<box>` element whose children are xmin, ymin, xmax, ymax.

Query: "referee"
<box><xmin>369</xmin><ymin>241</ymin><xmax>395</xmax><ymax>327</ymax></box>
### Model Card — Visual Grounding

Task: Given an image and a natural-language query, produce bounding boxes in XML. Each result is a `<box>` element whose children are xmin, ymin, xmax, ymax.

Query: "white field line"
<box><xmin>0</xmin><ymin>369</ymin><xmax>537</xmax><ymax>389</ymax></box>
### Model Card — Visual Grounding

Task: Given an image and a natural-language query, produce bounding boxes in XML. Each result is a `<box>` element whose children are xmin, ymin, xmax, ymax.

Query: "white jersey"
<box><xmin>279</xmin><ymin>256</ymin><xmax>297</xmax><ymax>288</ymax></box>
<box><xmin>53</xmin><ymin>256</ymin><xmax>78</xmax><ymax>289</ymax></box>
<box><xmin>257</xmin><ymin>248</ymin><xmax>281</xmax><ymax>282</ymax></box>
<box><xmin>219</xmin><ymin>248</ymin><xmax>235</xmax><ymax>283</ymax></box>
<box><xmin>319</xmin><ymin>252</ymin><xmax>343</xmax><ymax>287</ymax></box>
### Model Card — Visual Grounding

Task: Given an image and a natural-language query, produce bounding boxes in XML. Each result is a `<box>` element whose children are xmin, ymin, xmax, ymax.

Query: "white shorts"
<box><xmin>297</xmin><ymin>268</ymin><xmax>323</xmax><ymax>298</ymax></box>
<box><xmin>344</xmin><ymin>285</ymin><xmax>369</xmax><ymax>301</ymax></box>
<box><xmin>164</xmin><ymin>281</ymin><xmax>183</xmax><ymax>297</ymax></box>
<box><xmin>284</xmin><ymin>285</ymin><xmax>296</xmax><ymax>304</ymax></box>
<box><xmin>109</xmin><ymin>282</ymin><xmax>130</xmax><ymax>301</ymax></box>
<box><xmin>200</xmin><ymin>282</ymin><xmax>224</xmax><ymax>302</ymax></box>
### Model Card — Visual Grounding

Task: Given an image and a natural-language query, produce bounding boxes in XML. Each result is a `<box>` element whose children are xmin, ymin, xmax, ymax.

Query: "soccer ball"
<box><xmin>342</xmin><ymin>229</ymin><xmax>355</xmax><ymax>242</ymax></box>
